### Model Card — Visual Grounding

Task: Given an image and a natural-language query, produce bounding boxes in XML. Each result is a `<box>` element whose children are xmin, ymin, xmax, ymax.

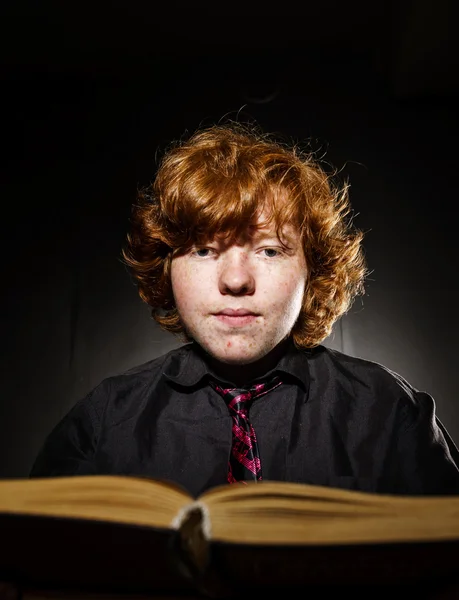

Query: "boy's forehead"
<box><xmin>251</xmin><ymin>216</ymin><xmax>299</xmax><ymax>239</ymax></box>
<box><xmin>186</xmin><ymin>195</ymin><xmax>303</xmax><ymax>247</ymax></box>
<box><xmin>209</xmin><ymin>216</ymin><xmax>300</xmax><ymax>244</ymax></box>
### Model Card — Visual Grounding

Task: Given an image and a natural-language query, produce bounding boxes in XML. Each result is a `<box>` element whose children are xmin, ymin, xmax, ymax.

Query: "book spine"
<box><xmin>170</xmin><ymin>501</ymin><xmax>233</xmax><ymax>598</ymax></box>
<box><xmin>171</xmin><ymin>501</ymin><xmax>211</xmax><ymax>576</ymax></box>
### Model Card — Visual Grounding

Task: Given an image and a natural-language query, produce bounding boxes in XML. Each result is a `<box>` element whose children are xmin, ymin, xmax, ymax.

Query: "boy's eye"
<box><xmin>194</xmin><ymin>248</ymin><xmax>212</xmax><ymax>257</ymax></box>
<box><xmin>263</xmin><ymin>248</ymin><xmax>279</xmax><ymax>257</ymax></box>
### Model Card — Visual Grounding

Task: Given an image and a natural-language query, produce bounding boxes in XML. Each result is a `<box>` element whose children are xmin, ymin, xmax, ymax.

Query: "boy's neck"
<box><xmin>202</xmin><ymin>338</ymin><xmax>292</xmax><ymax>387</ymax></box>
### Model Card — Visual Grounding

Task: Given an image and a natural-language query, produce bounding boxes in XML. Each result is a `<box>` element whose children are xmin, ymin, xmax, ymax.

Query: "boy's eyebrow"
<box><xmin>251</xmin><ymin>230</ymin><xmax>280</xmax><ymax>240</ymax></box>
<box><xmin>252</xmin><ymin>226</ymin><xmax>298</xmax><ymax>244</ymax></box>
<box><xmin>196</xmin><ymin>223</ymin><xmax>300</xmax><ymax>247</ymax></box>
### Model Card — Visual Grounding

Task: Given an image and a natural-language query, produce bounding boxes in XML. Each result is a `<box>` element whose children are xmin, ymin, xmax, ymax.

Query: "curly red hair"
<box><xmin>122</xmin><ymin>121</ymin><xmax>368</xmax><ymax>348</ymax></box>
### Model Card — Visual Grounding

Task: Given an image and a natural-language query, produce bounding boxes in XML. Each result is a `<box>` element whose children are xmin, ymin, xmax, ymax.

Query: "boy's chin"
<box><xmin>212</xmin><ymin>350</ymin><xmax>263</xmax><ymax>366</ymax></box>
<box><xmin>203</xmin><ymin>341</ymin><xmax>276</xmax><ymax>366</ymax></box>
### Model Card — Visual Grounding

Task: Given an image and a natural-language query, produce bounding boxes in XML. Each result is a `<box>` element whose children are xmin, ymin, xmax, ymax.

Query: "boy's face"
<box><xmin>170</xmin><ymin>213</ymin><xmax>307</xmax><ymax>365</ymax></box>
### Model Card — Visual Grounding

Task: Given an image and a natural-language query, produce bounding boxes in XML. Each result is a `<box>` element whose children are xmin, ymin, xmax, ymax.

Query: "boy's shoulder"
<box><xmin>83</xmin><ymin>344</ymin><xmax>195</xmax><ymax>405</ymax></box>
<box><xmin>308</xmin><ymin>344</ymin><xmax>421</xmax><ymax>396</ymax></box>
<box><xmin>103</xmin><ymin>343</ymin><xmax>194</xmax><ymax>385</ymax></box>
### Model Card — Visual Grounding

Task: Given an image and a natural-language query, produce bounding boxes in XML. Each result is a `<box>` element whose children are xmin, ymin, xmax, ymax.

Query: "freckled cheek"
<box><xmin>172</xmin><ymin>264</ymin><xmax>214</xmax><ymax>316</ymax></box>
<box><xmin>272</xmin><ymin>276</ymin><xmax>306</xmax><ymax>313</ymax></box>
<box><xmin>171</xmin><ymin>266</ymin><xmax>194</xmax><ymax>311</ymax></box>
<box><xmin>280</xmin><ymin>272</ymin><xmax>305</xmax><ymax>294</ymax></box>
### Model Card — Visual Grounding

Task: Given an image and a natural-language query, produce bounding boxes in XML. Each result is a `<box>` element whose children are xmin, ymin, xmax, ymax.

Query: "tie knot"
<box><xmin>209</xmin><ymin>375</ymin><xmax>282</xmax><ymax>484</ymax></box>
<box><xmin>210</xmin><ymin>375</ymin><xmax>282</xmax><ymax>414</ymax></box>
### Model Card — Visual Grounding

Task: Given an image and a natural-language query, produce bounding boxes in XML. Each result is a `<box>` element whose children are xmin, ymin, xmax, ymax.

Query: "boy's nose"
<box><xmin>218</xmin><ymin>251</ymin><xmax>255</xmax><ymax>295</ymax></box>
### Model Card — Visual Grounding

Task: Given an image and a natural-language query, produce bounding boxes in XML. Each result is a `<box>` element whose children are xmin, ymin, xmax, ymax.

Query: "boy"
<box><xmin>30</xmin><ymin>121</ymin><xmax>459</xmax><ymax>497</ymax></box>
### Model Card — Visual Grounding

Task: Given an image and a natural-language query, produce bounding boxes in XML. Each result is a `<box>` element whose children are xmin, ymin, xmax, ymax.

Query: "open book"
<box><xmin>1</xmin><ymin>475</ymin><xmax>459</xmax><ymax>598</ymax></box>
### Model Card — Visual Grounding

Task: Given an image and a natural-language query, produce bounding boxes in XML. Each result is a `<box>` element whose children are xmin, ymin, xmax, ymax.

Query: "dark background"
<box><xmin>1</xmin><ymin>1</ymin><xmax>458</xmax><ymax>478</ymax></box>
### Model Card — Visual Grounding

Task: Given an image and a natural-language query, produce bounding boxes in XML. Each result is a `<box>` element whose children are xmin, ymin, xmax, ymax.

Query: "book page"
<box><xmin>0</xmin><ymin>475</ymin><xmax>192</xmax><ymax>529</ymax></box>
<box><xmin>200</xmin><ymin>480</ymin><xmax>459</xmax><ymax>545</ymax></box>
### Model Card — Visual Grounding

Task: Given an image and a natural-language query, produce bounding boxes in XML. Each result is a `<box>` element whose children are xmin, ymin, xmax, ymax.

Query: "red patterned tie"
<box><xmin>210</xmin><ymin>376</ymin><xmax>282</xmax><ymax>483</ymax></box>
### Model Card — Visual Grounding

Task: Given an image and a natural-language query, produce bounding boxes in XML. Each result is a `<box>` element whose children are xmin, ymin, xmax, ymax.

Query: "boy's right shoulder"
<box><xmin>105</xmin><ymin>343</ymin><xmax>192</xmax><ymax>384</ymax></box>
<box><xmin>86</xmin><ymin>343</ymin><xmax>193</xmax><ymax>402</ymax></box>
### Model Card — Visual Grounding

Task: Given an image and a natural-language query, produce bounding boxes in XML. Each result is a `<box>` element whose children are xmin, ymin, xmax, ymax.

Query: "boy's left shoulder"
<box><xmin>310</xmin><ymin>344</ymin><xmax>421</xmax><ymax>398</ymax></box>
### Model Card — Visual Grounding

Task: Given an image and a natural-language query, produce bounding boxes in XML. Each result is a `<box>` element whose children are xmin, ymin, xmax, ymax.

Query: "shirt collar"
<box><xmin>163</xmin><ymin>339</ymin><xmax>311</xmax><ymax>392</ymax></box>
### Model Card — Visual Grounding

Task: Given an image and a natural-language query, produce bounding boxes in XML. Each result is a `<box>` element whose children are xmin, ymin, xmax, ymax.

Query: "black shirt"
<box><xmin>30</xmin><ymin>341</ymin><xmax>459</xmax><ymax>498</ymax></box>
